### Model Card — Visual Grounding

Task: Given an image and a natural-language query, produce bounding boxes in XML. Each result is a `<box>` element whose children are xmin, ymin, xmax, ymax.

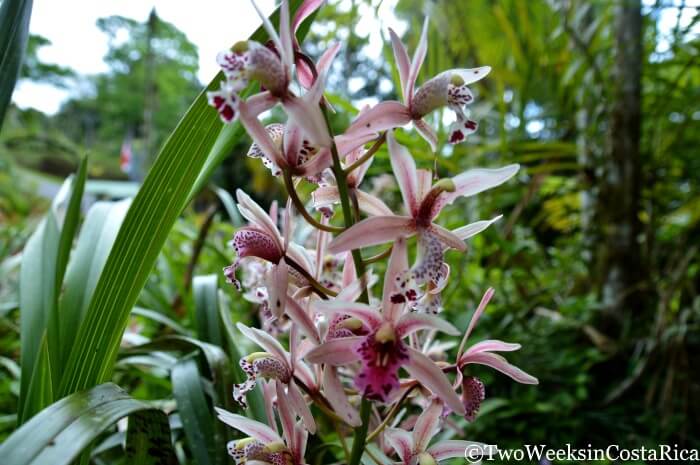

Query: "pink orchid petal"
<box><xmin>415</xmin><ymin>169</ymin><xmax>433</xmax><ymax>204</ymax></box>
<box><xmin>287</xmin><ymin>382</ymin><xmax>317</xmax><ymax>434</ymax></box>
<box><xmin>396</xmin><ymin>313</ymin><xmax>459</xmax><ymax>337</ymax></box>
<box><xmin>286</xmin><ymin>242</ymin><xmax>314</xmax><ymax>275</ymax></box>
<box><xmin>238</xmin><ymin>99</ymin><xmax>287</xmax><ymax>170</ymax></box>
<box><xmin>464</xmin><ymin>288</ymin><xmax>494</xmax><ymax>342</ymax></box>
<box><xmin>283</xmin><ymin>72</ymin><xmax>331</xmax><ymax>147</ymax></box>
<box><xmin>335</xmin><ymin>131</ymin><xmax>378</xmax><ymax>157</ymax></box>
<box><xmin>317</xmin><ymin>41</ymin><xmax>341</xmax><ymax>75</ymax></box>
<box><xmin>305</xmin><ymin>336</ymin><xmax>364</xmax><ymax>365</ymax></box>
<box><xmin>355</xmin><ymin>190</ymin><xmax>394</xmax><ymax>216</ymax></box>
<box><xmin>296</xmin><ymin>58</ymin><xmax>315</xmax><ymax>89</ymax></box>
<box><xmin>342</xmin><ymin>251</ymin><xmax>356</xmax><ymax>286</ymax></box>
<box><xmin>323</xmin><ymin>366</ymin><xmax>361</xmax><ymax>426</ymax></box>
<box><xmin>450</xmin><ymin>66</ymin><xmax>492</xmax><ymax>85</ymax></box>
<box><xmin>465</xmin><ymin>339</ymin><xmax>521</xmax><ymax>355</ymax></box>
<box><xmin>283</xmin><ymin>119</ymin><xmax>303</xmax><ymax>166</ymax></box>
<box><xmin>293</xmin><ymin>355</ymin><xmax>317</xmax><ymax>389</ymax></box>
<box><xmin>246</xmin><ymin>91</ymin><xmax>278</xmax><ymax>115</ymax></box>
<box><xmin>327</xmin><ymin>215</ymin><xmax>415</xmax><ymax>254</ymax></box>
<box><xmin>429</xmin><ymin>224</ymin><xmax>467</xmax><ymax>252</ymax></box>
<box><xmin>266</xmin><ymin>259</ymin><xmax>289</xmax><ymax>318</ymax></box>
<box><xmin>294</xmin><ymin>423</ymin><xmax>309</xmax><ymax>460</ymax></box>
<box><xmin>382</xmin><ymin>235</ymin><xmax>408</xmax><ymax>323</ymax></box>
<box><xmin>275</xmin><ymin>381</ymin><xmax>297</xmax><ymax>449</ymax></box>
<box><xmin>250</xmin><ymin>0</ymin><xmax>283</xmax><ymax>60</ymax></box>
<box><xmin>278</xmin><ymin>0</ymin><xmax>294</xmax><ymax>72</ymax></box>
<box><xmin>385</xmin><ymin>427</ymin><xmax>414</xmax><ymax>462</ymax></box>
<box><xmin>344</xmin><ymin>101</ymin><xmax>411</xmax><ymax>140</ymax></box>
<box><xmin>313</xmin><ymin>300</ymin><xmax>382</xmax><ymax>328</ymax></box>
<box><xmin>428</xmin><ymin>440</ymin><xmax>488</xmax><ymax>461</ymax></box>
<box><xmin>460</xmin><ymin>351</ymin><xmax>539</xmax><ymax>385</ymax></box>
<box><xmin>388</xmin><ymin>28</ymin><xmax>410</xmax><ymax>101</ymax></box>
<box><xmin>431</xmin><ymin>164</ymin><xmax>520</xmax><ymax>218</ymax></box>
<box><xmin>404</xmin><ymin>347</ymin><xmax>465</xmax><ymax>415</ymax></box>
<box><xmin>292</xmin><ymin>0</ymin><xmax>325</xmax><ymax>33</ymax></box>
<box><xmin>406</xmin><ymin>17</ymin><xmax>429</xmax><ymax>106</ymax></box>
<box><xmin>346</xmin><ymin>146</ymin><xmax>374</xmax><ymax>186</ymax></box>
<box><xmin>215</xmin><ymin>407</ymin><xmax>282</xmax><ymax>443</ymax></box>
<box><xmin>283</xmin><ymin>198</ymin><xmax>293</xmax><ymax>249</ymax></box>
<box><xmin>262</xmin><ymin>381</ymin><xmax>277</xmax><ymax>429</ymax></box>
<box><xmin>413</xmin><ymin>399</ymin><xmax>443</xmax><ymax>453</ymax></box>
<box><xmin>296</xmin><ymin>146</ymin><xmax>333</xmax><ymax>176</ymax></box>
<box><xmin>235</xmin><ymin>189</ymin><xmax>284</xmax><ymax>251</ymax></box>
<box><xmin>312</xmin><ymin>186</ymin><xmax>339</xmax><ymax>209</ymax></box>
<box><xmin>452</xmin><ymin>215</ymin><xmax>502</xmax><ymax>241</ymax></box>
<box><xmin>286</xmin><ymin>296</ymin><xmax>320</xmax><ymax>343</ymax></box>
<box><xmin>336</xmin><ymin>275</ymin><xmax>364</xmax><ymax>302</ymax></box>
<box><xmin>414</xmin><ymin>118</ymin><xmax>438</xmax><ymax>152</ymax></box>
<box><xmin>388</xmin><ymin>131</ymin><xmax>420</xmax><ymax>215</ymax></box>
<box><xmin>237</xmin><ymin>322</ymin><xmax>290</xmax><ymax>366</ymax></box>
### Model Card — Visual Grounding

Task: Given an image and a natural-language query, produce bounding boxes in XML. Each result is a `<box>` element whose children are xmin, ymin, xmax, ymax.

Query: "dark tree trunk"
<box><xmin>598</xmin><ymin>0</ymin><xmax>644</xmax><ymax>329</ymax></box>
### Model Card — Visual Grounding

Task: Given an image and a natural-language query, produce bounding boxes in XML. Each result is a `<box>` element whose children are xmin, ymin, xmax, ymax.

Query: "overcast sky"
<box><xmin>12</xmin><ymin>0</ymin><xmax>277</xmax><ymax>114</ymax></box>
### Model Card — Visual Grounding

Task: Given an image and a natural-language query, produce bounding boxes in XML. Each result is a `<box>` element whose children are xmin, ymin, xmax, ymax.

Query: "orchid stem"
<box><xmin>366</xmin><ymin>384</ymin><xmax>417</xmax><ymax>442</ymax></box>
<box><xmin>344</xmin><ymin>133</ymin><xmax>386</xmax><ymax>175</ymax></box>
<box><xmin>363</xmin><ymin>246</ymin><xmax>392</xmax><ymax>265</ymax></box>
<box><xmin>283</xmin><ymin>170</ymin><xmax>344</xmax><ymax>234</ymax></box>
<box><xmin>320</xmin><ymin>102</ymin><xmax>372</xmax><ymax>465</ymax></box>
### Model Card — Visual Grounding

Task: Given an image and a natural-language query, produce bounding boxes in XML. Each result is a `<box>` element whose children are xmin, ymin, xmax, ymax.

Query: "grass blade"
<box><xmin>193</xmin><ymin>275</ymin><xmax>224</xmax><ymax>347</ymax></box>
<box><xmin>0</xmin><ymin>383</ymin><xmax>177</xmax><ymax>465</ymax></box>
<box><xmin>0</xmin><ymin>0</ymin><xmax>33</xmax><ymax>132</ymax></box>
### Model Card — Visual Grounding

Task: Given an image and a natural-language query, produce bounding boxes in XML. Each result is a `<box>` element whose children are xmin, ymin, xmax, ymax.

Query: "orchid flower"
<box><xmin>224</xmin><ymin>189</ymin><xmax>314</xmax><ymax>318</ymax></box>
<box><xmin>217</xmin><ymin>381</ymin><xmax>310</xmax><ymax>465</ymax></box>
<box><xmin>312</xmin><ymin>145</ymin><xmax>393</xmax><ymax>217</ymax></box>
<box><xmin>305</xmin><ymin>238</ymin><xmax>465</xmax><ymax>414</ymax></box>
<box><xmin>336</xmin><ymin>19</ymin><xmax>490</xmax><ymax>153</ymax></box>
<box><xmin>454</xmin><ymin>288</ymin><xmax>538</xmax><ymax>420</ymax></box>
<box><xmin>385</xmin><ymin>399</ymin><xmax>486</xmax><ymax>465</ymax></box>
<box><xmin>208</xmin><ymin>0</ymin><xmax>334</xmax><ymax>176</ymax></box>
<box><xmin>232</xmin><ymin>323</ymin><xmax>317</xmax><ymax>434</ymax></box>
<box><xmin>328</xmin><ymin>131</ymin><xmax>518</xmax><ymax>305</ymax></box>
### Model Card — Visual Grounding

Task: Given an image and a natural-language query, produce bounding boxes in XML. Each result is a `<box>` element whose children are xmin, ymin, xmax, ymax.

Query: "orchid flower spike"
<box><xmin>385</xmin><ymin>399</ymin><xmax>487</xmax><ymax>465</ymax></box>
<box><xmin>329</xmin><ymin>132</ymin><xmax>518</xmax><ymax>307</ymax></box>
<box><xmin>337</xmin><ymin>18</ymin><xmax>490</xmax><ymax>152</ymax></box>
<box><xmin>305</xmin><ymin>238</ymin><xmax>465</xmax><ymax>414</ymax></box>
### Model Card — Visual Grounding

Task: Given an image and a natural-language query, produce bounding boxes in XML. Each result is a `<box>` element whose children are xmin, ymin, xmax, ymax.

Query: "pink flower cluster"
<box><xmin>209</xmin><ymin>2</ymin><xmax>537</xmax><ymax>464</ymax></box>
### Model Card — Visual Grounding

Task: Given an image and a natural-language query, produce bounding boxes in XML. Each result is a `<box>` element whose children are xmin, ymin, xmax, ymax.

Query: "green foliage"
<box><xmin>0</xmin><ymin>0</ymin><xmax>33</xmax><ymax>132</ymax></box>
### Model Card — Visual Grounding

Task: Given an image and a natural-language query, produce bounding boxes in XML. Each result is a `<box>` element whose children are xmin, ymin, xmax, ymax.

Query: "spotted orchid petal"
<box><xmin>236</xmin><ymin>190</ymin><xmax>284</xmax><ymax>250</ymax></box>
<box><xmin>452</xmin><ymin>215</ymin><xmax>502</xmax><ymax>240</ymax></box>
<box><xmin>323</xmin><ymin>366</ymin><xmax>361</xmax><ymax>426</ymax></box>
<box><xmin>216</xmin><ymin>407</ymin><xmax>282</xmax><ymax>443</ymax></box>
<box><xmin>396</xmin><ymin>313</ymin><xmax>459</xmax><ymax>337</ymax></box>
<box><xmin>404</xmin><ymin>346</ymin><xmax>465</xmax><ymax>415</ymax></box>
<box><xmin>413</xmin><ymin>399</ymin><xmax>443</xmax><ymax>453</ymax></box>
<box><xmin>312</xmin><ymin>300</ymin><xmax>382</xmax><ymax>329</ymax></box>
<box><xmin>385</xmin><ymin>427</ymin><xmax>414</xmax><ymax>462</ymax></box>
<box><xmin>382</xmin><ymin>236</ymin><xmax>409</xmax><ymax>323</ymax></box>
<box><xmin>388</xmin><ymin>130</ymin><xmax>420</xmax><ymax>216</ymax></box>
<box><xmin>428</xmin><ymin>440</ymin><xmax>488</xmax><ymax>461</ymax></box>
<box><xmin>305</xmin><ymin>336</ymin><xmax>363</xmax><ymax>365</ymax></box>
<box><xmin>406</xmin><ymin>17</ymin><xmax>429</xmax><ymax>106</ymax></box>
<box><xmin>388</xmin><ymin>28</ymin><xmax>410</xmax><ymax>101</ymax></box>
<box><xmin>207</xmin><ymin>80</ymin><xmax>241</xmax><ymax>123</ymax></box>
<box><xmin>328</xmin><ymin>215</ymin><xmax>415</xmax><ymax>254</ymax></box>
<box><xmin>238</xmin><ymin>99</ymin><xmax>288</xmax><ymax>171</ymax></box>
<box><xmin>430</xmin><ymin>164</ymin><xmax>520</xmax><ymax>219</ymax></box>
<box><xmin>460</xmin><ymin>351</ymin><xmax>539</xmax><ymax>385</ymax></box>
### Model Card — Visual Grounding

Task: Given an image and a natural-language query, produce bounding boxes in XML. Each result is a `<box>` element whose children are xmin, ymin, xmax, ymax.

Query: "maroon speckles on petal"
<box><xmin>232</xmin><ymin>354</ymin><xmax>291</xmax><ymax>408</ymax></box>
<box><xmin>449</xmin><ymin>129</ymin><xmax>464</xmax><ymax>144</ymax></box>
<box><xmin>464</xmin><ymin>120</ymin><xmax>478</xmax><ymax>131</ymax></box>
<box><xmin>462</xmin><ymin>376</ymin><xmax>485</xmax><ymax>422</ymax></box>
<box><xmin>447</xmin><ymin>83</ymin><xmax>474</xmax><ymax>107</ymax></box>
<box><xmin>354</xmin><ymin>331</ymin><xmax>408</xmax><ymax>401</ymax></box>
<box><xmin>231</xmin><ymin>227</ymin><xmax>283</xmax><ymax>263</ymax></box>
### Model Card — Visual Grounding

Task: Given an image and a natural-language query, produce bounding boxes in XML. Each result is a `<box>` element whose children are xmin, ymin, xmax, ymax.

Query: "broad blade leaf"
<box><xmin>0</xmin><ymin>0</ymin><xmax>33</xmax><ymax>132</ymax></box>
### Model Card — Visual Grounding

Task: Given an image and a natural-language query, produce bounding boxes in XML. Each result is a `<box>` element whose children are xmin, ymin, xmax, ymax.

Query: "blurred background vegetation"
<box><xmin>1</xmin><ymin>0</ymin><xmax>699</xmax><ymax>462</ymax></box>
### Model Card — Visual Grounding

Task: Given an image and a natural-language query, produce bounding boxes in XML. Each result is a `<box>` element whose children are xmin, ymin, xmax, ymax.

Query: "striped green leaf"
<box><xmin>0</xmin><ymin>0</ymin><xmax>33</xmax><ymax>132</ymax></box>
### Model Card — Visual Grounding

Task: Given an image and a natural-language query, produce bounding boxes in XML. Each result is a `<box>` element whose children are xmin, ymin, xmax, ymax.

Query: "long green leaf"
<box><xmin>58</xmin><ymin>0</ymin><xmax>306</xmax><ymax>398</ymax></box>
<box><xmin>171</xmin><ymin>357</ymin><xmax>219</xmax><ymax>465</ymax></box>
<box><xmin>193</xmin><ymin>275</ymin><xmax>224</xmax><ymax>347</ymax></box>
<box><xmin>0</xmin><ymin>0</ymin><xmax>33</xmax><ymax>132</ymax></box>
<box><xmin>0</xmin><ymin>383</ymin><xmax>177</xmax><ymax>465</ymax></box>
